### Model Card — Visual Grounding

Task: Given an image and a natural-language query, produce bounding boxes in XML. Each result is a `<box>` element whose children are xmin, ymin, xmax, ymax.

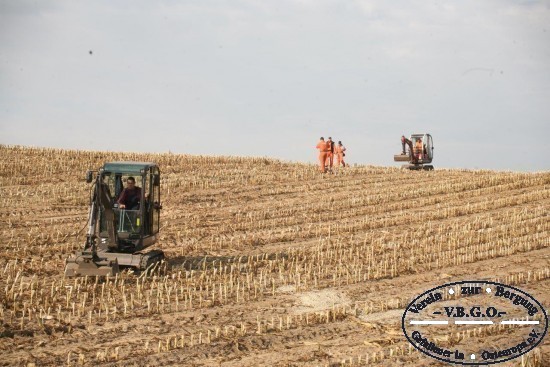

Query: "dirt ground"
<box><xmin>0</xmin><ymin>146</ymin><xmax>548</xmax><ymax>366</ymax></box>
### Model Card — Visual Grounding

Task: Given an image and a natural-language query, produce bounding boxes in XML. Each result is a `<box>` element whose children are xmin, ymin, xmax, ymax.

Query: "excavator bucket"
<box><xmin>65</xmin><ymin>253</ymin><xmax>120</xmax><ymax>277</ymax></box>
<box><xmin>394</xmin><ymin>154</ymin><xmax>410</xmax><ymax>162</ymax></box>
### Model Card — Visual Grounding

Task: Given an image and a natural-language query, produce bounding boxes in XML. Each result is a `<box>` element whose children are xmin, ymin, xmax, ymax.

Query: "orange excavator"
<box><xmin>394</xmin><ymin>133</ymin><xmax>434</xmax><ymax>170</ymax></box>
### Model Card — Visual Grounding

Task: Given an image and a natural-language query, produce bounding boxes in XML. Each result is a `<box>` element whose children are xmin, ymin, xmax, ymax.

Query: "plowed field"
<box><xmin>0</xmin><ymin>145</ymin><xmax>548</xmax><ymax>366</ymax></box>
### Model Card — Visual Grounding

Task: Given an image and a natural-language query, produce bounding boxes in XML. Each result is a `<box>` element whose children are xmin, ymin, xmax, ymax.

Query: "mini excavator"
<box><xmin>394</xmin><ymin>133</ymin><xmax>434</xmax><ymax>170</ymax></box>
<box><xmin>65</xmin><ymin>162</ymin><xmax>164</xmax><ymax>276</ymax></box>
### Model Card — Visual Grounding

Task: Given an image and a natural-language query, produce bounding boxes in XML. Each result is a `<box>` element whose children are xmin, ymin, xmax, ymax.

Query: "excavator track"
<box><xmin>139</xmin><ymin>249</ymin><xmax>165</xmax><ymax>271</ymax></box>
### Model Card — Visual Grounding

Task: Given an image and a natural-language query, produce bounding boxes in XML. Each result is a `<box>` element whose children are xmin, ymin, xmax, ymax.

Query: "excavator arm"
<box><xmin>84</xmin><ymin>175</ymin><xmax>118</xmax><ymax>252</ymax></box>
<box><xmin>65</xmin><ymin>174</ymin><xmax>120</xmax><ymax>276</ymax></box>
<box><xmin>395</xmin><ymin>136</ymin><xmax>418</xmax><ymax>164</ymax></box>
<box><xmin>98</xmin><ymin>180</ymin><xmax>118</xmax><ymax>251</ymax></box>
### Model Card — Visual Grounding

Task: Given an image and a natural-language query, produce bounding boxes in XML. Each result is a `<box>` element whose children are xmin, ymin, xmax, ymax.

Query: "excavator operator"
<box><xmin>415</xmin><ymin>138</ymin><xmax>424</xmax><ymax>160</ymax></box>
<box><xmin>117</xmin><ymin>177</ymin><xmax>141</xmax><ymax>210</ymax></box>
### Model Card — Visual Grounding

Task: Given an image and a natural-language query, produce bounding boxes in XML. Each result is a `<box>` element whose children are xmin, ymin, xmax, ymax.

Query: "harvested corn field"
<box><xmin>0</xmin><ymin>145</ymin><xmax>549</xmax><ymax>366</ymax></box>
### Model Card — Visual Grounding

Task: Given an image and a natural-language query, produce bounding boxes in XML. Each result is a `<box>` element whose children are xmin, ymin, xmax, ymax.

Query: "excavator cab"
<box><xmin>410</xmin><ymin>134</ymin><xmax>434</xmax><ymax>163</ymax></box>
<box><xmin>394</xmin><ymin>133</ymin><xmax>434</xmax><ymax>170</ymax></box>
<box><xmin>65</xmin><ymin>162</ymin><xmax>164</xmax><ymax>277</ymax></box>
<box><xmin>100</xmin><ymin>165</ymin><xmax>161</xmax><ymax>249</ymax></box>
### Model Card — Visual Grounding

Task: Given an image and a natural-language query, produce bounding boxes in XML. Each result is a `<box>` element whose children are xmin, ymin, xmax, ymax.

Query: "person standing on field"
<box><xmin>316</xmin><ymin>137</ymin><xmax>328</xmax><ymax>173</ymax></box>
<box><xmin>335</xmin><ymin>141</ymin><xmax>346</xmax><ymax>167</ymax></box>
<box><xmin>325</xmin><ymin>137</ymin><xmax>335</xmax><ymax>172</ymax></box>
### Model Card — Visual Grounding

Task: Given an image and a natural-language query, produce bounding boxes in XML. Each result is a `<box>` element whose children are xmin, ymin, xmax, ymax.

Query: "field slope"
<box><xmin>0</xmin><ymin>145</ymin><xmax>548</xmax><ymax>366</ymax></box>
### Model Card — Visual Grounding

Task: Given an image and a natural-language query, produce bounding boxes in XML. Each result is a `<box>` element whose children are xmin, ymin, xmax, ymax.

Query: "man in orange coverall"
<box><xmin>335</xmin><ymin>141</ymin><xmax>346</xmax><ymax>167</ymax></box>
<box><xmin>316</xmin><ymin>137</ymin><xmax>328</xmax><ymax>173</ymax></box>
<box><xmin>325</xmin><ymin>137</ymin><xmax>335</xmax><ymax>171</ymax></box>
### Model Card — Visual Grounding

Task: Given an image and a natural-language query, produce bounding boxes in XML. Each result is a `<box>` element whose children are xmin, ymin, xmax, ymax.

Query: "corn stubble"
<box><xmin>0</xmin><ymin>145</ymin><xmax>548</xmax><ymax>366</ymax></box>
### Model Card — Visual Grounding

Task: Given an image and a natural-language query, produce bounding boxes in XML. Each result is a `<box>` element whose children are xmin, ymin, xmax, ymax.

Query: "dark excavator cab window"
<box><xmin>99</xmin><ymin>173</ymin><xmax>144</xmax><ymax>237</ymax></box>
<box><xmin>100</xmin><ymin>169</ymin><xmax>159</xmax><ymax>237</ymax></box>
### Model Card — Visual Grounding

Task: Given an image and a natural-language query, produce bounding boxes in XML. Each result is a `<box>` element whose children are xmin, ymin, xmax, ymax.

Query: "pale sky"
<box><xmin>1</xmin><ymin>0</ymin><xmax>549</xmax><ymax>171</ymax></box>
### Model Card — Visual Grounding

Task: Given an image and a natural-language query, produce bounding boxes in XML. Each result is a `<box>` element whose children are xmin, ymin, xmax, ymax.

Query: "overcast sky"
<box><xmin>1</xmin><ymin>0</ymin><xmax>549</xmax><ymax>171</ymax></box>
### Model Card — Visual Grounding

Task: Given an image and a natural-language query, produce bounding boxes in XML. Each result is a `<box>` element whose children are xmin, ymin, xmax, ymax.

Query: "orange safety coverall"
<box><xmin>325</xmin><ymin>140</ymin><xmax>334</xmax><ymax>169</ymax></box>
<box><xmin>335</xmin><ymin>145</ymin><xmax>346</xmax><ymax>167</ymax></box>
<box><xmin>316</xmin><ymin>140</ymin><xmax>328</xmax><ymax>172</ymax></box>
